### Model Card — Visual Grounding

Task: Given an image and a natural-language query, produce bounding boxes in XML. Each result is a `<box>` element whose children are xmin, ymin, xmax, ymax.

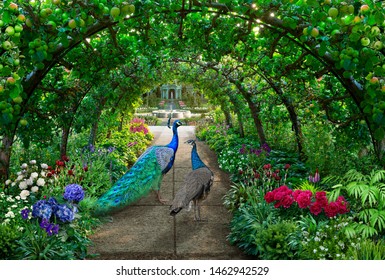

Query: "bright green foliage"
<box><xmin>346</xmin><ymin>239</ymin><xmax>385</xmax><ymax>260</ymax></box>
<box><xmin>0</xmin><ymin>224</ymin><xmax>22</xmax><ymax>259</ymax></box>
<box><xmin>255</xmin><ymin>220</ymin><xmax>298</xmax><ymax>260</ymax></box>
<box><xmin>327</xmin><ymin>169</ymin><xmax>385</xmax><ymax>238</ymax></box>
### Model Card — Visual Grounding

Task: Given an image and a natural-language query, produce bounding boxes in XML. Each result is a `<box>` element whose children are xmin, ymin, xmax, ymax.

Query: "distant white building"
<box><xmin>160</xmin><ymin>84</ymin><xmax>183</xmax><ymax>99</ymax></box>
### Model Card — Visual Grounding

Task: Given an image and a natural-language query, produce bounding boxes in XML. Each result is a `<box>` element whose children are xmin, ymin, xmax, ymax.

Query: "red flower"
<box><xmin>238</xmin><ymin>169</ymin><xmax>243</xmax><ymax>175</ymax></box>
<box><xmin>61</xmin><ymin>155</ymin><xmax>70</xmax><ymax>162</ymax></box>
<box><xmin>264</xmin><ymin>191</ymin><xmax>275</xmax><ymax>203</ymax></box>
<box><xmin>284</xmin><ymin>164</ymin><xmax>291</xmax><ymax>170</ymax></box>
<box><xmin>254</xmin><ymin>172</ymin><xmax>260</xmax><ymax>179</ymax></box>
<box><xmin>263</xmin><ymin>164</ymin><xmax>271</xmax><ymax>169</ymax></box>
<box><xmin>296</xmin><ymin>190</ymin><xmax>313</xmax><ymax>209</ymax></box>
<box><xmin>336</xmin><ymin>196</ymin><xmax>349</xmax><ymax>214</ymax></box>
<box><xmin>83</xmin><ymin>166</ymin><xmax>89</xmax><ymax>172</ymax></box>
<box><xmin>282</xmin><ymin>195</ymin><xmax>294</xmax><ymax>208</ymax></box>
<box><xmin>293</xmin><ymin>189</ymin><xmax>302</xmax><ymax>201</ymax></box>
<box><xmin>309</xmin><ymin>202</ymin><xmax>323</xmax><ymax>215</ymax></box>
<box><xmin>68</xmin><ymin>170</ymin><xmax>74</xmax><ymax>176</ymax></box>
<box><xmin>315</xmin><ymin>191</ymin><xmax>328</xmax><ymax>207</ymax></box>
<box><xmin>324</xmin><ymin>201</ymin><xmax>339</xmax><ymax>218</ymax></box>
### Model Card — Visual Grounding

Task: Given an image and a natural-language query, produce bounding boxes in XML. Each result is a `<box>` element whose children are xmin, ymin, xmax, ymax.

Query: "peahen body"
<box><xmin>170</xmin><ymin>139</ymin><xmax>214</xmax><ymax>221</ymax></box>
<box><xmin>94</xmin><ymin>120</ymin><xmax>183</xmax><ymax>216</ymax></box>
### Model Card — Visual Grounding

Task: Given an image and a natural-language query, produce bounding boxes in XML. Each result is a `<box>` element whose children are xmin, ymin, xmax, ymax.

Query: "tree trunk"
<box><xmin>222</xmin><ymin>106</ymin><xmax>232</xmax><ymax>128</ymax></box>
<box><xmin>246</xmin><ymin>98</ymin><xmax>267</xmax><ymax>144</ymax></box>
<box><xmin>235</xmin><ymin>109</ymin><xmax>245</xmax><ymax>138</ymax></box>
<box><xmin>0</xmin><ymin>135</ymin><xmax>14</xmax><ymax>181</ymax></box>
<box><xmin>60</xmin><ymin>126</ymin><xmax>70</xmax><ymax>157</ymax></box>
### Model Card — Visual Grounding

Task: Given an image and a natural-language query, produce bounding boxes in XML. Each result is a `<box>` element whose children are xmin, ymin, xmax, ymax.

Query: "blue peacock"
<box><xmin>94</xmin><ymin>119</ymin><xmax>183</xmax><ymax>216</ymax></box>
<box><xmin>170</xmin><ymin>139</ymin><xmax>214</xmax><ymax>221</ymax></box>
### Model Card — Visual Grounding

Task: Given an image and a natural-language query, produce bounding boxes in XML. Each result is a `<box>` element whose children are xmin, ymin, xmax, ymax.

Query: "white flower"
<box><xmin>36</xmin><ymin>178</ymin><xmax>45</xmax><ymax>186</ymax></box>
<box><xmin>5</xmin><ymin>179</ymin><xmax>12</xmax><ymax>185</ymax></box>
<box><xmin>15</xmin><ymin>196</ymin><xmax>20</xmax><ymax>200</ymax></box>
<box><xmin>11</xmin><ymin>204</ymin><xmax>17</xmax><ymax>208</ymax></box>
<box><xmin>40</xmin><ymin>171</ymin><xmax>46</xmax><ymax>177</ymax></box>
<box><xmin>11</xmin><ymin>182</ymin><xmax>16</xmax><ymax>187</ymax></box>
<box><xmin>16</xmin><ymin>175</ymin><xmax>24</xmax><ymax>182</ymax></box>
<box><xmin>320</xmin><ymin>246</ymin><xmax>325</xmax><ymax>251</ymax></box>
<box><xmin>2</xmin><ymin>218</ymin><xmax>10</xmax><ymax>225</ymax></box>
<box><xmin>17</xmin><ymin>171</ymin><xmax>22</xmax><ymax>175</ymax></box>
<box><xmin>313</xmin><ymin>249</ymin><xmax>317</xmax><ymax>253</ymax></box>
<box><xmin>30</xmin><ymin>172</ymin><xmax>39</xmax><ymax>179</ymax></box>
<box><xmin>41</xmin><ymin>163</ymin><xmax>48</xmax><ymax>169</ymax></box>
<box><xmin>314</xmin><ymin>237</ymin><xmax>321</xmax><ymax>242</ymax></box>
<box><xmin>5</xmin><ymin>211</ymin><xmax>15</xmax><ymax>218</ymax></box>
<box><xmin>21</xmin><ymin>163</ymin><xmax>28</xmax><ymax>169</ymax></box>
<box><xmin>19</xmin><ymin>181</ymin><xmax>28</xmax><ymax>190</ymax></box>
<box><xmin>20</xmin><ymin>190</ymin><xmax>30</xmax><ymax>200</ymax></box>
<box><xmin>31</xmin><ymin>186</ymin><xmax>39</xmax><ymax>193</ymax></box>
<box><xmin>6</xmin><ymin>196</ymin><xmax>15</xmax><ymax>202</ymax></box>
<box><xmin>30</xmin><ymin>160</ymin><xmax>37</xmax><ymax>165</ymax></box>
<box><xmin>26</xmin><ymin>178</ymin><xmax>34</xmax><ymax>186</ymax></box>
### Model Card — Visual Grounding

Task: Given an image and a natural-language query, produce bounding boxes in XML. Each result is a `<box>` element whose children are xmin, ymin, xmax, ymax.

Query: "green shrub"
<box><xmin>346</xmin><ymin>239</ymin><xmax>385</xmax><ymax>260</ymax></box>
<box><xmin>0</xmin><ymin>224</ymin><xmax>22</xmax><ymax>259</ymax></box>
<box><xmin>255</xmin><ymin>220</ymin><xmax>298</xmax><ymax>260</ymax></box>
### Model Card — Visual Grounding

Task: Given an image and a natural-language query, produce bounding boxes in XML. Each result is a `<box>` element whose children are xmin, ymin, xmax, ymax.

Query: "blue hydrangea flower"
<box><xmin>47</xmin><ymin>197</ymin><xmax>59</xmax><ymax>212</ymax></box>
<box><xmin>63</xmin><ymin>184</ymin><xmax>85</xmax><ymax>203</ymax></box>
<box><xmin>54</xmin><ymin>204</ymin><xmax>74</xmax><ymax>222</ymax></box>
<box><xmin>32</xmin><ymin>200</ymin><xmax>52</xmax><ymax>220</ymax></box>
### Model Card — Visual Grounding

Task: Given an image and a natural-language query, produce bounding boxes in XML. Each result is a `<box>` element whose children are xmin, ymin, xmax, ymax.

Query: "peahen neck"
<box><xmin>191</xmin><ymin>144</ymin><xmax>206</xmax><ymax>170</ymax></box>
<box><xmin>167</xmin><ymin>123</ymin><xmax>179</xmax><ymax>151</ymax></box>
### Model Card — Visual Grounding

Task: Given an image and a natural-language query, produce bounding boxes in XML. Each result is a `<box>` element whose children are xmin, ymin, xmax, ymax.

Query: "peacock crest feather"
<box><xmin>94</xmin><ymin>120</ymin><xmax>183</xmax><ymax>216</ymax></box>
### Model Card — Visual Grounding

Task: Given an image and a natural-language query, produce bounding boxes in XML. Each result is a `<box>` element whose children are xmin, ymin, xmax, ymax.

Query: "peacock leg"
<box><xmin>156</xmin><ymin>190</ymin><xmax>168</xmax><ymax>204</ymax></box>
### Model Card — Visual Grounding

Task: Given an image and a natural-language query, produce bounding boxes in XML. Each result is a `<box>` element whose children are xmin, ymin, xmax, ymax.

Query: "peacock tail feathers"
<box><xmin>94</xmin><ymin>147</ymin><xmax>163</xmax><ymax>215</ymax></box>
<box><xmin>93</xmin><ymin>120</ymin><xmax>183</xmax><ymax>216</ymax></box>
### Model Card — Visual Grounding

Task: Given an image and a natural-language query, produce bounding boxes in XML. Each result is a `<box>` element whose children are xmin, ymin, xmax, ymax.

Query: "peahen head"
<box><xmin>185</xmin><ymin>139</ymin><xmax>196</xmax><ymax>146</ymax></box>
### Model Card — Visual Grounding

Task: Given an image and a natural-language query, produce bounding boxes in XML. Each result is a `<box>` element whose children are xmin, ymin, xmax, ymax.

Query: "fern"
<box><xmin>325</xmin><ymin>169</ymin><xmax>385</xmax><ymax>238</ymax></box>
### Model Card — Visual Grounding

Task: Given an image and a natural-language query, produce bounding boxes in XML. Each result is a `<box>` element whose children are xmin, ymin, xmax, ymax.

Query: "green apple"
<box><xmin>110</xmin><ymin>7</ymin><xmax>120</xmax><ymax>18</ymax></box>
<box><xmin>310</xmin><ymin>28</ymin><xmax>319</xmax><ymax>38</ymax></box>
<box><xmin>68</xmin><ymin>19</ymin><xmax>77</xmax><ymax>29</ymax></box>
<box><xmin>328</xmin><ymin>7</ymin><xmax>338</xmax><ymax>18</ymax></box>
<box><xmin>6</xmin><ymin>77</ymin><xmax>16</xmax><ymax>85</ymax></box>
<box><xmin>374</xmin><ymin>41</ymin><xmax>383</xmax><ymax>50</ymax></box>
<box><xmin>360</xmin><ymin>4</ymin><xmax>369</xmax><ymax>13</ymax></box>
<box><xmin>19</xmin><ymin>119</ymin><xmax>28</xmax><ymax>126</ymax></box>
<box><xmin>361</xmin><ymin>37</ymin><xmax>370</xmax><ymax>46</ymax></box>
<box><xmin>5</xmin><ymin>26</ymin><xmax>15</xmax><ymax>36</ymax></box>
<box><xmin>12</xmin><ymin>96</ymin><xmax>23</xmax><ymax>104</ymax></box>
<box><xmin>371</xmin><ymin>26</ymin><xmax>380</xmax><ymax>37</ymax></box>
<box><xmin>17</xmin><ymin>14</ymin><xmax>26</xmax><ymax>22</ymax></box>
<box><xmin>369</xmin><ymin>77</ymin><xmax>379</xmax><ymax>85</ymax></box>
<box><xmin>2</xmin><ymin>41</ymin><xmax>12</xmax><ymax>50</ymax></box>
<box><xmin>14</xmin><ymin>24</ymin><xmax>23</xmax><ymax>32</ymax></box>
<box><xmin>9</xmin><ymin>2</ymin><xmax>18</xmax><ymax>11</ymax></box>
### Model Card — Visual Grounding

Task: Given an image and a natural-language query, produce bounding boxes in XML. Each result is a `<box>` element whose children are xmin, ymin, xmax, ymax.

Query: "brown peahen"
<box><xmin>170</xmin><ymin>139</ymin><xmax>214</xmax><ymax>221</ymax></box>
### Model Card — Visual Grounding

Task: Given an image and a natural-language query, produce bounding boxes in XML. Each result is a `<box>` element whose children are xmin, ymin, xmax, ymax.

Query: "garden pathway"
<box><xmin>88</xmin><ymin>122</ymin><xmax>248</xmax><ymax>259</ymax></box>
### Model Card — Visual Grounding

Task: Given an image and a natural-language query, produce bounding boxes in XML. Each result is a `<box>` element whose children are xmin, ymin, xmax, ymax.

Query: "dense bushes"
<box><xmin>1</xmin><ymin>118</ymin><xmax>153</xmax><ymax>259</ymax></box>
<box><xmin>196</xmin><ymin>118</ymin><xmax>385</xmax><ymax>260</ymax></box>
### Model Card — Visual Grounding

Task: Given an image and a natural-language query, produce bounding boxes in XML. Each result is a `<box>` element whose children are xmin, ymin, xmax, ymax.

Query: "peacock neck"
<box><xmin>167</xmin><ymin>124</ymin><xmax>179</xmax><ymax>151</ymax></box>
<box><xmin>191</xmin><ymin>144</ymin><xmax>206</xmax><ymax>170</ymax></box>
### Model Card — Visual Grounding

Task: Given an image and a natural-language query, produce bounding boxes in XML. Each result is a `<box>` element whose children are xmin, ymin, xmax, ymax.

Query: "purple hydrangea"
<box><xmin>39</xmin><ymin>218</ymin><xmax>60</xmax><ymax>236</ymax></box>
<box><xmin>32</xmin><ymin>200</ymin><xmax>53</xmax><ymax>220</ymax></box>
<box><xmin>54</xmin><ymin>204</ymin><xmax>74</xmax><ymax>222</ymax></box>
<box><xmin>63</xmin><ymin>184</ymin><xmax>85</xmax><ymax>203</ymax></box>
<box><xmin>20</xmin><ymin>208</ymin><xmax>30</xmax><ymax>220</ymax></box>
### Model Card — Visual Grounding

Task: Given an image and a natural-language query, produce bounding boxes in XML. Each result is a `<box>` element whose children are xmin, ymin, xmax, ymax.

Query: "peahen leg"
<box><xmin>194</xmin><ymin>200</ymin><xmax>207</xmax><ymax>222</ymax></box>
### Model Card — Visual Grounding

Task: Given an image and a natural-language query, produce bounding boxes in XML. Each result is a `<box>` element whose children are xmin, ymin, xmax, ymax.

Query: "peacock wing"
<box><xmin>94</xmin><ymin>147</ymin><xmax>163</xmax><ymax>215</ymax></box>
<box><xmin>154</xmin><ymin>146</ymin><xmax>175</xmax><ymax>173</ymax></box>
